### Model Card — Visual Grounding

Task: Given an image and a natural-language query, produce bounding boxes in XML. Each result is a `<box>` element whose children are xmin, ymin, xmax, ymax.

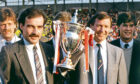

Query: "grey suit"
<box><xmin>69</xmin><ymin>42</ymin><xmax>127</xmax><ymax>84</ymax></box>
<box><xmin>0</xmin><ymin>39</ymin><xmax>54</xmax><ymax>84</ymax></box>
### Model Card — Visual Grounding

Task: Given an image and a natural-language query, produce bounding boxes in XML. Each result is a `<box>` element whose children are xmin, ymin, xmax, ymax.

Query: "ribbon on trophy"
<box><xmin>84</xmin><ymin>27</ymin><xmax>94</xmax><ymax>72</ymax></box>
<box><xmin>84</xmin><ymin>30</ymin><xmax>89</xmax><ymax>72</ymax></box>
<box><xmin>53</xmin><ymin>21</ymin><xmax>61</xmax><ymax>73</ymax></box>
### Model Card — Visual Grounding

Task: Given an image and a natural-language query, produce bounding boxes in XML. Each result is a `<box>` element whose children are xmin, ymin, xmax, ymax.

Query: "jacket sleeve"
<box><xmin>0</xmin><ymin>47</ymin><xmax>11</xmax><ymax>84</ymax></box>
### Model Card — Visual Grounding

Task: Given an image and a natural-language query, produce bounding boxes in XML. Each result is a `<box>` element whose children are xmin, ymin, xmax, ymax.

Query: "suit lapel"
<box><xmin>117</xmin><ymin>39</ymin><xmax>121</xmax><ymax>47</ymax></box>
<box><xmin>106</xmin><ymin>43</ymin><xmax>115</xmax><ymax>84</ymax></box>
<box><xmin>40</xmin><ymin>42</ymin><xmax>49</xmax><ymax>71</ymax></box>
<box><xmin>89</xmin><ymin>46</ymin><xmax>94</xmax><ymax>76</ymax></box>
<box><xmin>40</xmin><ymin>42</ymin><xmax>53</xmax><ymax>84</ymax></box>
<box><xmin>15</xmin><ymin>40</ymin><xmax>35</xmax><ymax>84</ymax></box>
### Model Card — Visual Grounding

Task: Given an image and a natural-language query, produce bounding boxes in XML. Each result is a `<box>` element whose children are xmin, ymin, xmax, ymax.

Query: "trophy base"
<box><xmin>57</xmin><ymin>64</ymin><xmax>75</xmax><ymax>70</ymax></box>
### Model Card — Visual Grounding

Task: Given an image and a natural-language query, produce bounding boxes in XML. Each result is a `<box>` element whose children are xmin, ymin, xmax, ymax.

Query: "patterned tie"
<box><xmin>124</xmin><ymin>44</ymin><xmax>129</xmax><ymax>49</ymax></box>
<box><xmin>96</xmin><ymin>44</ymin><xmax>104</xmax><ymax>84</ymax></box>
<box><xmin>33</xmin><ymin>46</ymin><xmax>44</xmax><ymax>84</ymax></box>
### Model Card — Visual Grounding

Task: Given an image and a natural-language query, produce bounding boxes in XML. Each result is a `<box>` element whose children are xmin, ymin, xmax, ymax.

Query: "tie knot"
<box><xmin>96</xmin><ymin>44</ymin><xmax>101</xmax><ymax>47</ymax></box>
<box><xmin>124</xmin><ymin>44</ymin><xmax>129</xmax><ymax>49</ymax></box>
<box><xmin>5</xmin><ymin>42</ymin><xmax>11</xmax><ymax>45</ymax></box>
<box><xmin>33</xmin><ymin>45</ymin><xmax>37</xmax><ymax>50</ymax></box>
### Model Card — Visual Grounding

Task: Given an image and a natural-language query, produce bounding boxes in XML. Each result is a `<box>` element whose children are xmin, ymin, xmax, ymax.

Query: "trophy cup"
<box><xmin>57</xmin><ymin>22</ymin><xmax>85</xmax><ymax>70</ymax></box>
<box><xmin>53</xmin><ymin>10</ymin><xmax>92</xmax><ymax>73</ymax></box>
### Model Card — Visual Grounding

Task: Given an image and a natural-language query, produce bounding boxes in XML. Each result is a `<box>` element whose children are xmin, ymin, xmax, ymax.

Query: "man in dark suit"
<box><xmin>69</xmin><ymin>12</ymin><xmax>127</xmax><ymax>84</ymax></box>
<box><xmin>0</xmin><ymin>7</ymin><xmax>54</xmax><ymax>84</ymax></box>
<box><xmin>111</xmin><ymin>12</ymin><xmax>140</xmax><ymax>84</ymax></box>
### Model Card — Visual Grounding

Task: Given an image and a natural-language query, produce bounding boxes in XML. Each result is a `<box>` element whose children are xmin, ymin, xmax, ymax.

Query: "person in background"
<box><xmin>0</xmin><ymin>7</ymin><xmax>55</xmax><ymax>84</ymax></box>
<box><xmin>46</xmin><ymin>11</ymin><xmax>72</xmax><ymax>45</ymax></box>
<box><xmin>0</xmin><ymin>7</ymin><xmax>20</xmax><ymax>51</ymax></box>
<box><xmin>111</xmin><ymin>12</ymin><xmax>140</xmax><ymax>84</ymax></box>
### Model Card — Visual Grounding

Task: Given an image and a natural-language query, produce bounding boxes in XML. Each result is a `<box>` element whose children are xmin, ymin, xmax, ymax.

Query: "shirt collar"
<box><xmin>0</xmin><ymin>34</ymin><xmax>18</xmax><ymax>44</ymax></box>
<box><xmin>10</xmin><ymin>35</ymin><xmax>19</xmax><ymax>43</ymax></box>
<box><xmin>23</xmin><ymin>38</ymin><xmax>40</xmax><ymax>50</ymax></box>
<box><xmin>93</xmin><ymin>40</ymin><xmax>107</xmax><ymax>49</ymax></box>
<box><xmin>120</xmin><ymin>39</ymin><xmax>133</xmax><ymax>49</ymax></box>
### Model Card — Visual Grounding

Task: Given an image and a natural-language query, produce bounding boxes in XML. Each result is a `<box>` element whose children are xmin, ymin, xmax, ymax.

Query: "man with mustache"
<box><xmin>68</xmin><ymin>12</ymin><xmax>127</xmax><ymax>84</ymax></box>
<box><xmin>111</xmin><ymin>12</ymin><xmax>140</xmax><ymax>84</ymax></box>
<box><xmin>0</xmin><ymin>7</ymin><xmax>55</xmax><ymax>84</ymax></box>
<box><xmin>0</xmin><ymin>7</ymin><xmax>20</xmax><ymax>51</ymax></box>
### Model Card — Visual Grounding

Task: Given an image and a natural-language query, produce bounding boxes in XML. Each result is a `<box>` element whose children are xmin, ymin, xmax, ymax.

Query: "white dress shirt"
<box><xmin>93</xmin><ymin>40</ymin><xmax>107</xmax><ymax>84</ymax></box>
<box><xmin>120</xmin><ymin>39</ymin><xmax>133</xmax><ymax>49</ymax></box>
<box><xmin>23</xmin><ymin>38</ymin><xmax>47</xmax><ymax>84</ymax></box>
<box><xmin>0</xmin><ymin>34</ymin><xmax>21</xmax><ymax>51</ymax></box>
<box><xmin>0</xmin><ymin>77</ymin><xmax>2</xmax><ymax>84</ymax></box>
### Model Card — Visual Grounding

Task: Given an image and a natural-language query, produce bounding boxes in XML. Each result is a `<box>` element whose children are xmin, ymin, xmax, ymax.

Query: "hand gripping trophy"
<box><xmin>53</xmin><ymin>10</ymin><xmax>94</xmax><ymax>73</ymax></box>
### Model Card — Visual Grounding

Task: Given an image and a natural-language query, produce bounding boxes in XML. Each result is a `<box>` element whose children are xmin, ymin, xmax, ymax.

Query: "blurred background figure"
<box><xmin>0</xmin><ymin>7</ymin><xmax>20</xmax><ymax>51</ymax></box>
<box><xmin>46</xmin><ymin>11</ymin><xmax>72</xmax><ymax>45</ymax></box>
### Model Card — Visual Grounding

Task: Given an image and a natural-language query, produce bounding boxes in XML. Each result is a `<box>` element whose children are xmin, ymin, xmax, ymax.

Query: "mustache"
<box><xmin>29</xmin><ymin>34</ymin><xmax>39</xmax><ymax>37</ymax></box>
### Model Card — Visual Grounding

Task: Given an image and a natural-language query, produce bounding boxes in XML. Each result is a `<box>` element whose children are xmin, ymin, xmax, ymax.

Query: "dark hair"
<box><xmin>117</xmin><ymin>12</ymin><xmax>136</xmax><ymax>26</ymax></box>
<box><xmin>87</xmin><ymin>11</ymin><xmax>112</xmax><ymax>27</ymax></box>
<box><xmin>18</xmin><ymin>7</ymin><xmax>46</xmax><ymax>26</ymax></box>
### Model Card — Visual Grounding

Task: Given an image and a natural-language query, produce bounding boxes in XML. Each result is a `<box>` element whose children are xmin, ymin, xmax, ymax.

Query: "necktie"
<box><xmin>96</xmin><ymin>44</ymin><xmax>104</xmax><ymax>84</ymax></box>
<box><xmin>33</xmin><ymin>46</ymin><xmax>44</xmax><ymax>84</ymax></box>
<box><xmin>124</xmin><ymin>44</ymin><xmax>129</xmax><ymax>49</ymax></box>
<box><xmin>5</xmin><ymin>42</ymin><xmax>11</xmax><ymax>45</ymax></box>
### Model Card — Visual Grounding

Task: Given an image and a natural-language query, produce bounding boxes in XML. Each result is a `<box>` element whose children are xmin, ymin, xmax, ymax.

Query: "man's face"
<box><xmin>20</xmin><ymin>16</ymin><xmax>44</xmax><ymax>45</ymax></box>
<box><xmin>0</xmin><ymin>19</ymin><xmax>16</xmax><ymax>40</ymax></box>
<box><xmin>90</xmin><ymin>18</ymin><xmax>111</xmax><ymax>43</ymax></box>
<box><xmin>119</xmin><ymin>22</ymin><xmax>135</xmax><ymax>42</ymax></box>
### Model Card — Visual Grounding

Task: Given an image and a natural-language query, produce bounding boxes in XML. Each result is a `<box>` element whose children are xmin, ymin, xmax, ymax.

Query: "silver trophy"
<box><xmin>53</xmin><ymin>9</ymin><xmax>86</xmax><ymax>71</ymax></box>
<box><xmin>57</xmin><ymin>22</ymin><xmax>85</xmax><ymax>70</ymax></box>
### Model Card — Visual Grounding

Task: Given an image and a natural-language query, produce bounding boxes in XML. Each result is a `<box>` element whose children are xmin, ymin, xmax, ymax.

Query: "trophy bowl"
<box><xmin>57</xmin><ymin>23</ymin><xmax>85</xmax><ymax>70</ymax></box>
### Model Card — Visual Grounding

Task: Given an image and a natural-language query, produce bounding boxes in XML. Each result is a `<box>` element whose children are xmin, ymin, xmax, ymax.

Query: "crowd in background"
<box><xmin>32</xmin><ymin>8</ymin><xmax>140</xmax><ymax>42</ymax></box>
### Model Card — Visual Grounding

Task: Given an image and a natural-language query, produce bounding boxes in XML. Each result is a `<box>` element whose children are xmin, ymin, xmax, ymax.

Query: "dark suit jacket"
<box><xmin>111</xmin><ymin>39</ymin><xmax>140</xmax><ymax>84</ymax></box>
<box><xmin>0</xmin><ymin>68</ymin><xmax>5</xmax><ymax>84</ymax></box>
<box><xmin>0</xmin><ymin>39</ymin><xmax>54</xmax><ymax>84</ymax></box>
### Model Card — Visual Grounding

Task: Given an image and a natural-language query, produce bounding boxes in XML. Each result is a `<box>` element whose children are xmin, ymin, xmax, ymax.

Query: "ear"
<box><xmin>13</xmin><ymin>23</ymin><xmax>18</xmax><ymax>33</ymax></box>
<box><xmin>19</xmin><ymin>23</ymin><xmax>24</xmax><ymax>31</ymax></box>
<box><xmin>89</xmin><ymin>24</ymin><xmax>92</xmax><ymax>27</ymax></box>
